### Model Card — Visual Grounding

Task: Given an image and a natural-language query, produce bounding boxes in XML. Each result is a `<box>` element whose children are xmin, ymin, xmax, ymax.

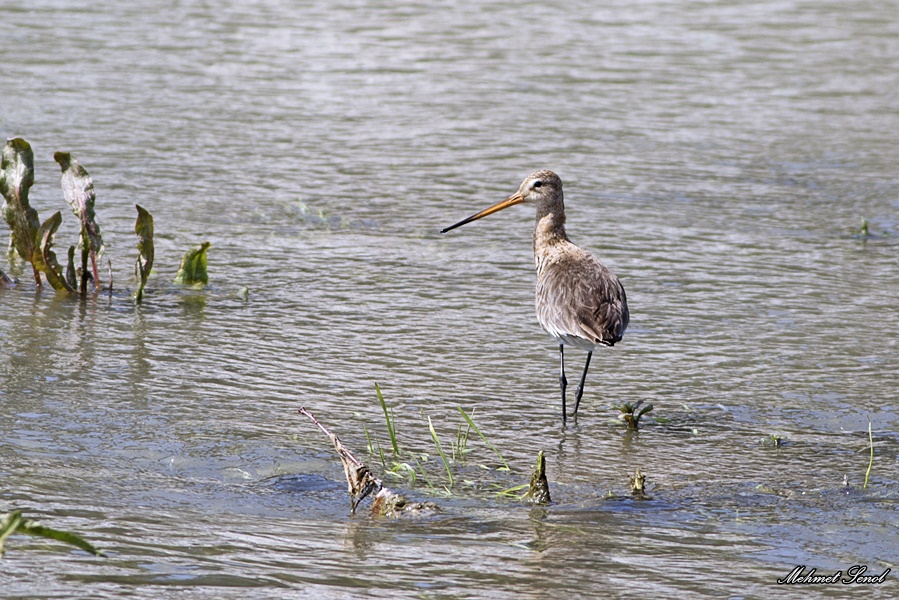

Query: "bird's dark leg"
<box><xmin>559</xmin><ymin>343</ymin><xmax>568</xmax><ymax>422</ymax></box>
<box><xmin>572</xmin><ymin>351</ymin><xmax>593</xmax><ymax>417</ymax></box>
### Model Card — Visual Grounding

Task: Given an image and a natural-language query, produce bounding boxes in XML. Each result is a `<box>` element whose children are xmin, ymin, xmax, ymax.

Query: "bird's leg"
<box><xmin>559</xmin><ymin>344</ymin><xmax>568</xmax><ymax>422</ymax></box>
<box><xmin>572</xmin><ymin>351</ymin><xmax>593</xmax><ymax>417</ymax></box>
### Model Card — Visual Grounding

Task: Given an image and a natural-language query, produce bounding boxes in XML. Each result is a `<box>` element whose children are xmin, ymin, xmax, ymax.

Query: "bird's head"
<box><xmin>516</xmin><ymin>170</ymin><xmax>563</xmax><ymax>205</ymax></box>
<box><xmin>441</xmin><ymin>169</ymin><xmax>563</xmax><ymax>233</ymax></box>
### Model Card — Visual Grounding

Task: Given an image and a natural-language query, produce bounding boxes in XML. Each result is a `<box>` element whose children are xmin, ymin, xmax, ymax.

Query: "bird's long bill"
<box><xmin>440</xmin><ymin>193</ymin><xmax>525</xmax><ymax>234</ymax></box>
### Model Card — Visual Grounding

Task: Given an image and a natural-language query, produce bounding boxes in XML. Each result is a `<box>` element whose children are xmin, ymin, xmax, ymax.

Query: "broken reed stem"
<box><xmin>864</xmin><ymin>416</ymin><xmax>873</xmax><ymax>489</ymax></box>
<box><xmin>298</xmin><ymin>406</ymin><xmax>382</xmax><ymax>513</ymax></box>
<box><xmin>298</xmin><ymin>406</ymin><xmax>434</xmax><ymax>517</ymax></box>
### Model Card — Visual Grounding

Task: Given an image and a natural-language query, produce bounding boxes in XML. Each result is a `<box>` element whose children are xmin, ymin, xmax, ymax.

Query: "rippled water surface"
<box><xmin>2</xmin><ymin>1</ymin><xmax>898</xmax><ymax>598</ymax></box>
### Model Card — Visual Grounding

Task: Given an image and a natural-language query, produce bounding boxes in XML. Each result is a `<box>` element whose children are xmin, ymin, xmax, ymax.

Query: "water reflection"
<box><xmin>3</xmin><ymin>0</ymin><xmax>899</xmax><ymax>597</ymax></box>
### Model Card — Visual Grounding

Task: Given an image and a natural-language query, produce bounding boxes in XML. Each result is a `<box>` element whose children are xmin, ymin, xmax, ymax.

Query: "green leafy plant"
<box><xmin>0</xmin><ymin>510</ymin><xmax>104</xmax><ymax>557</ymax></box>
<box><xmin>0</xmin><ymin>138</ymin><xmax>41</xmax><ymax>285</ymax></box>
<box><xmin>452</xmin><ymin>420</ymin><xmax>471</xmax><ymax>461</ymax></box>
<box><xmin>858</xmin><ymin>217</ymin><xmax>870</xmax><ymax>238</ymax></box>
<box><xmin>32</xmin><ymin>212</ymin><xmax>76</xmax><ymax>293</ymax></box>
<box><xmin>374</xmin><ymin>383</ymin><xmax>400</xmax><ymax>455</ymax></box>
<box><xmin>1</xmin><ymin>138</ymin><xmax>222</xmax><ymax>299</ymax></box>
<box><xmin>133</xmin><ymin>204</ymin><xmax>154</xmax><ymax>302</ymax></box>
<box><xmin>173</xmin><ymin>241</ymin><xmax>211</xmax><ymax>287</ymax></box>
<box><xmin>457</xmin><ymin>407</ymin><xmax>509</xmax><ymax>470</ymax></box>
<box><xmin>615</xmin><ymin>400</ymin><xmax>654</xmax><ymax>429</ymax></box>
<box><xmin>427</xmin><ymin>416</ymin><xmax>454</xmax><ymax>489</ymax></box>
<box><xmin>55</xmin><ymin>152</ymin><xmax>104</xmax><ymax>293</ymax></box>
<box><xmin>368</xmin><ymin>388</ymin><xmax>514</xmax><ymax>492</ymax></box>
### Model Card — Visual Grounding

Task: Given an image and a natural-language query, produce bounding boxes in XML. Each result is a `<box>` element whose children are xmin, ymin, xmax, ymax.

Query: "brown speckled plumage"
<box><xmin>527</xmin><ymin>170</ymin><xmax>629</xmax><ymax>350</ymax></box>
<box><xmin>441</xmin><ymin>170</ymin><xmax>629</xmax><ymax>421</ymax></box>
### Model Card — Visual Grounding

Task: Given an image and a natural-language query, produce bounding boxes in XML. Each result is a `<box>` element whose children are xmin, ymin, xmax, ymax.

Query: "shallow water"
<box><xmin>2</xmin><ymin>1</ymin><xmax>898</xmax><ymax>598</ymax></box>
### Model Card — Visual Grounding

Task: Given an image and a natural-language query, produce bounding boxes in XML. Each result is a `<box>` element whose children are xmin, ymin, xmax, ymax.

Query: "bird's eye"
<box><xmin>533</xmin><ymin>181</ymin><xmax>543</xmax><ymax>188</ymax></box>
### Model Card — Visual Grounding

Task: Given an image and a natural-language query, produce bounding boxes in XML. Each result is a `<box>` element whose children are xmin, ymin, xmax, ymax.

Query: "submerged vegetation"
<box><xmin>629</xmin><ymin>467</ymin><xmax>648</xmax><ymax>499</ymax></box>
<box><xmin>173</xmin><ymin>242</ymin><xmax>211</xmax><ymax>288</ymax></box>
<box><xmin>1</xmin><ymin>138</ymin><xmax>41</xmax><ymax>285</ymax></box>
<box><xmin>369</xmin><ymin>384</ymin><xmax>512</xmax><ymax>494</ymax></box>
<box><xmin>523</xmin><ymin>451</ymin><xmax>551</xmax><ymax>505</ymax></box>
<box><xmin>299</xmin><ymin>387</ymin><xmax>550</xmax><ymax>515</ymax></box>
<box><xmin>1</xmin><ymin>137</ymin><xmax>213</xmax><ymax>300</ymax></box>
<box><xmin>298</xmin><ymin>406</ymin><xmax>438</xmax><ymax>517</ymax></box>
<box><xmin>55</xmin><ymin>151</ymin><xmax>104</xmax><ymax>294</ymax></box>
<box><xmin>133</xmin><ymin>204</ymin><xmax>154</xmax><ymax>303</ymax></box>
<box><xmin>615</xmin><ymin>400</ymin><xmax>654</xmax><ymax>429</ymax></box>
<box><xmin>853</xmin><ymin>216</ymin><xmax>893</xmax><ymax>240</ymax></box>
<box><xmin>0</xmin><ymin>510</ymin><xmax>104</xmax><ymax>557</ymax></box>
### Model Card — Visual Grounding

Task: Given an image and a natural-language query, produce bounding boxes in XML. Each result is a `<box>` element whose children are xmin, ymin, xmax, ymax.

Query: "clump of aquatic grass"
<box><xmin>858</xmin><ymin>217</ymin><xmax>870</xmax><ymax>238</ymax></box>
<box><xmin>428</xmin><ymin>416</ymin><xmax>454</xmax><ymax>488</ymax></box>
<box><xmin>373</xmin><ymin>384</ymin><xmax>435</xmax><ymax>487</ymax></box>
<box><xmin>495</xmin><ymin>483</ymin><xmax>530</xmax><ymax>499</ymax></box>
<box><xmin>451</xmin><ymin>418</ymin><xmax>471</xmax><ymax>461</ymax></box>
<box><xmin>615</xmin><ymin>400</ymin><xmax>653</xmax><ymax>429</ymax></box>
<box><xmin>0</xmin><ymin>510</ymin><xmax>104</xmax><ymax>556</ymax></box>
<box><xmin>761</xmin><ymin>433</ymin><xmax>784</xmax><ymax>447</ymax></box>
<box><xmin>457</xmin><ymin>407</ymin><xmax>510</xmax><ymax>471</ymax></box>
<box><xmin>411</xmin><ymin>455</ymin><xmax>435</xmax><ymax>489</ymax></box>
<box><xmin>368</xmin><ymin>385</ymin><xmax>511</xmax><ymax>493</ymax></box>
<box><xmin>854</xmin><ymin>217</ymin><xmax>894</xmax><ymax>240</ymax></box>
<box><xmin>374</xmin><ymin>383</ymin><xmax>400</xmax><ymax>455</ymax></box>
<box><xmin>864</xmin><ymin>416</ymin><xmax>874</xmax><ymax>489</ymax></box>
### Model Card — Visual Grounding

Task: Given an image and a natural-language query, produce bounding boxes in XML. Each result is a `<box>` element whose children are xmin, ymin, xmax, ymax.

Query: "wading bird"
<box><xmin>441</xmin><ymin>170</ymin><xmax>628</xmax><ymax>422</ymax></box>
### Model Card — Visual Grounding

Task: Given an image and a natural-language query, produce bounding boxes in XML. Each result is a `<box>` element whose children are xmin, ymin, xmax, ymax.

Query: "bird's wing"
<box><xmin>536</xmin><ymin>247</ymin><xmax>629</xmax><ymax>346</ymax></box>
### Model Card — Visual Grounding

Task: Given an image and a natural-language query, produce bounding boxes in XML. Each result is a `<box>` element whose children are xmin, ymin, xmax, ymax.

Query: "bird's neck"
<box><xmin>533</xmin><ymin>203</ymin><xmax>569</xmax><ymax>251</ymax></box>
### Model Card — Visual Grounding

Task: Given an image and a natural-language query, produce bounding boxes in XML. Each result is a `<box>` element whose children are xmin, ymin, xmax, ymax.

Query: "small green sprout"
<box><xmin>615</xmin><ymin>400</ymin><xmax>654</xmax><ymax>429</ymax></box>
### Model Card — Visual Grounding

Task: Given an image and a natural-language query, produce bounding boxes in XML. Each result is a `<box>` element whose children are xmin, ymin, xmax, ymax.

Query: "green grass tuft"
<box><xmin>615</xmin><ymin>400</ymin><xmax>654</xmax><ymax>429</ymax></box>
<box><xmin>412</xmin><ymin>455</ymin><xmax>436</xmax><ymax>490</ymax></box>
<box><xmin>428</xmin><ymin>416</ymin><xmax>454</xmax><ymax>488</ymax></box>
<box><xmin>374</xmin><ymin>383</ymin><xmax>400</xmax><ymax>455</ymax></box>
<box><xmin>457</xmin><ymin>407</ymin><xmax>510</xmax><ymax>470</ymax></box>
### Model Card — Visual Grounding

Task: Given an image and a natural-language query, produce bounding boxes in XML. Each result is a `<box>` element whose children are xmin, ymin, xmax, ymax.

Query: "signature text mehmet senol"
<box><xmin>778</xmin><ymin>565</ymin><xmax>890</xmax><ymax>585</ymax></box>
